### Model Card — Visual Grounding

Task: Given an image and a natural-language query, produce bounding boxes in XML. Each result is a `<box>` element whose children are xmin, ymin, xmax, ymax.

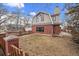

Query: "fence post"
<box><xmin>4</xmin><ymin>40</ymin><xmax>9</xmax><ymax>56</ymax></box>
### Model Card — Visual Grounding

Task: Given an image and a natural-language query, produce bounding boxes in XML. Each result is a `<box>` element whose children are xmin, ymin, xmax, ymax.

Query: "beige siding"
<box><xmin>52</xmin><ymin>16</ymin><xmax>60</xmax><ymax>24</ymax></box>
<box><xmin>32</xmin><ymin>13</ymin><xmax>52</xmax><ymax>25</ymax></box>
<box><xmin>43</xmin><ymin>14</ymin><xmax>52</xmax><ymax>24</ymax></box>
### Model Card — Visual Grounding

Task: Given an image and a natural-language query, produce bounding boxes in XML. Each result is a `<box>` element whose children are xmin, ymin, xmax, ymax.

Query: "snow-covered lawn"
<box><xmin>59</xmin><ymin>31</ymin><xmax>72</xmax><ymax>37</ymax></box>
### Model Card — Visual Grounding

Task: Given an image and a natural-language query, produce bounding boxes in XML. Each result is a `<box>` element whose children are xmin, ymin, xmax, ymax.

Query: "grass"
<box><xmin>19</xmin><ymin>33</ymin><xmax>79</xmax><ymax>56</ymax></box>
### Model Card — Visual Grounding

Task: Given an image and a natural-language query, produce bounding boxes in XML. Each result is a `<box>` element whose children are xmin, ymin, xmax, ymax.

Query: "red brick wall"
<box><xmin>53</xmin><ymin>25</ymin><xmax>61</xmax><ymax>34</ymax></box>
<box><xmin>44</xmin><ymin>25</ymin><xmax>53</xmax><ymax>34</ymax></box>
<box><xmin>32</xmin><ymin>25</ymin><xmax>36</xmax><ymax>33</ymax></box>
<box><xmin>32</xmin><ymin>25</ymin><xmax>53</xmax><ymax>34</ymax></box>
<box><xmin>32</xmin><ymin>24</ymin><xmax>61</xmax><ymax>35</ymax></box>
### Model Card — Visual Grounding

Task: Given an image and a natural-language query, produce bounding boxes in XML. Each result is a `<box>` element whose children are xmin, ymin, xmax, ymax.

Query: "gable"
<box><xmin>32</xmin><ymin>12</ymin><xmax>52</xmax><ymax>25</ymax></box>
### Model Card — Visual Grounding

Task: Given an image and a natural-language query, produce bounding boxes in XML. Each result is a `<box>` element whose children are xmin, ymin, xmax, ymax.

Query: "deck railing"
<box><xmin>0</xmin><ymin>33</ymin><xmax>29</xmax><ymax>56</ymax></box>
<box><xmin>8</xmin><ymin>45</ymin><xmax>28</xmax><ymax>56</ymax></box>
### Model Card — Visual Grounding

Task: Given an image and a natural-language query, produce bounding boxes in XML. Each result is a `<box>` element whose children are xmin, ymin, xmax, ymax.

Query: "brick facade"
<box><xmin>32</xmin><ymin>24</ymin><xmax>61</xmax><ymax>35</ymax></box>
<box><xmin>53</xmin><ymin>25</ymin><xmax>61</xmax><ymax>34</ymax></box>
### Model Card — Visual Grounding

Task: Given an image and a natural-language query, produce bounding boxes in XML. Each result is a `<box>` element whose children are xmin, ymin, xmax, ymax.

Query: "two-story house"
<box><xmin>32</xmin><ymin>12</ymin><xmax>61</xmax><ymax>35</ymax></box>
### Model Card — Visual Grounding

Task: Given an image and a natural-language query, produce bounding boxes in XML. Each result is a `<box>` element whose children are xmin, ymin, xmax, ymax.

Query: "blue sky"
<box><xmin>24</xmin><ymin>3</ymin><xmax>65</xmax><ymax>14</ymax></box>
<box><xmin>1</xmin><ymin>3</ymin><xmax>65</xmax><ymax>23</ymax></box>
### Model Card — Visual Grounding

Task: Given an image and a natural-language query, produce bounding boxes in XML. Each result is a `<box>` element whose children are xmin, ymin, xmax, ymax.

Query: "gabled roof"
<box><xmin>36</xmin><ymin>12</ymin><xmax>49</xmax><ymax>16</ymax></box>
<box><xmin>32</xmin><ymin>11</ymin><xmax>53</xmax><ymax>25</ymax></box>
<box><xmin>33</xmin><ymin>11</ymin><xmax>60</xmax><ymax>18</ymax></box>
<box><xmin>32</xmin><ymin>11</ymin><xmax>61</xmax><ymax>25</ymax></box>
<box><xmin>33</xmin><ymin>11</ymin><xmax>51</xmax><ymax>18</ymax></box>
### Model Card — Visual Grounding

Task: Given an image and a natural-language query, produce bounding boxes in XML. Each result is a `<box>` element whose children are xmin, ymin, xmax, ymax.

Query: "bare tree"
<box><xmin>65</xmin><ymin>3</ymin><xmax>79</xmax><ymax>44</ymax></box>
<box><xmin>0</xmin><ymin>4</ymin><xmax>8</xmax><ymax>24</ymax></box>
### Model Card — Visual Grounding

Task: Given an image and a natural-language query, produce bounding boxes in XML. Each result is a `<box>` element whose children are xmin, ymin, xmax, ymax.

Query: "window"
<box><xmin>36</xmin><ymin>27</ymin><xmax>44</xmax><ymax>32</ymax></box>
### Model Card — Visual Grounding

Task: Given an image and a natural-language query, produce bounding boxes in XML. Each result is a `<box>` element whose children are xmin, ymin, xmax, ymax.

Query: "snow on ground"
<box><xmin>4</xmin><ymin>35</ymin><xmax>18</xmax><ymax>41</ymax></box>
<box><xmin>59</xmin><ymin>31</ymin><xmax>72</xmax><ymax>37</ymax></box>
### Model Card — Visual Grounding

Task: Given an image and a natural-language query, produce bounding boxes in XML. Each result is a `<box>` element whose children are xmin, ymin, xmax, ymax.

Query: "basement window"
<box><xmin>36</xmin><ymin>27</ymin><xmax>44</xmax><ymax>32</ymax></box>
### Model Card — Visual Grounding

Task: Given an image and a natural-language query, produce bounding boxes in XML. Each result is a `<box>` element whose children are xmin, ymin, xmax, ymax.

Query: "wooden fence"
<box><xmin>0</xmin><ymin>33</ymin><xmax>29</xmax><ymax>56</ymax></box>
<box><xmin>8</xmin><ymin>45</ymin><xmax>29</xmax><ymax>56</ymax></box>
<box><xmin>7</xmin><ymin>31</ymin><xmax>32</xmax><ymax>36</ymax></box>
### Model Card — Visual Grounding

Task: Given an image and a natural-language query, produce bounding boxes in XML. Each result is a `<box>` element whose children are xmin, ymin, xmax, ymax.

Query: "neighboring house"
<box><xmin>32</xmin><ymin>12</ymin><xmax>61</xmax><ymax>35</ymax></box>
<box><xmin>0</xmin><ymin>13</ymin><xmax>30</xmax><ymax>32</ymax></box>
<box><xmin>0</xmin><ymin>13</ymin><xmax>32</xmax><ymax>33</ymax></box>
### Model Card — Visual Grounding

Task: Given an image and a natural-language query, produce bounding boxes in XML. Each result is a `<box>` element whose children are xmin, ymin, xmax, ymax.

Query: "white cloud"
<box><xmin>29</xmin><ymin>12</ymin><xmax>36</xmax><ymax>16</ymax></box>
<box><xmin>3</xmin><ymin>3</ymin><xmax>24</xmax><ymax>8</ymax></box>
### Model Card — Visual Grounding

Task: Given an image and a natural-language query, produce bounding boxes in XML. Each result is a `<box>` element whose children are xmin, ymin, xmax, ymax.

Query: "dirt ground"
<box><xmin>19</xmin><ymin>33</ymin><xmax>79</xmax><ymax>56</ymax></box>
